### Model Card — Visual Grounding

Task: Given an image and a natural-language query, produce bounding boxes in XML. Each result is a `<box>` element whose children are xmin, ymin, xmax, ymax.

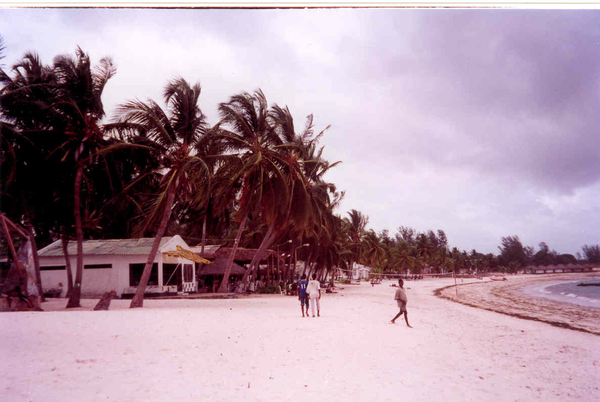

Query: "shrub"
<box><xmin>256</xmin><ymin>284</ymin><xmax>281</xmax><ymax>294</ymax></box>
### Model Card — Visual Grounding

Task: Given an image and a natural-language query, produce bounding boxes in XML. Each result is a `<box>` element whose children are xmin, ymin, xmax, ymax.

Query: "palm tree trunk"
<box><xmin>22</xmin><ymin>205</ymin><xmax>45</xmax><ymax>302</ymax></box>
<box><xmin>66</xmin><ymin>165</ymin><xmax>85</xmax><ymax>308</ymax></box>
<box><xmin>287</xmin><ymin>240</ymin><xmax>295</xmax><ymax>281</ymax></box>
<box><xmin>255</xmin><ymin>229</ymin><xmax>278</xmax><ymax>286</ymax></box>
<box><xmin>25</xmin><ymin>223</ymin><xmax>44</xmax><ymax>302</ymax></box>
<box><xmin>201</xmin><ymin>214</ymin><xmax>207</xmax><ymax>256</ymax></box>
<box><xmin>196</xmin><ymin>213</ymin><xmax>208</xmax><ymax>282</ymax></box>
<box><xmin>302</xmin><ymin>248</ymin><xmax>314</xmax><ymax>276</ymax></box>
<box><xmin>218</xmin><ymin>214</ymin><xmax>248</xmax><ymax>293</ymax></box>
<box><xmin>130</xmin><ymin>184</ymin><xmax>177</xmax><ymax>308</ymax></box>
<box><xmin>61</xmin><ymin>235</ymin><xmax>74</xmax><ymax>297</ymax></box>
<box><xmin>241</xmin><ymin>220</ymin><xmax>276</xmax><ymax>285</ymax></box>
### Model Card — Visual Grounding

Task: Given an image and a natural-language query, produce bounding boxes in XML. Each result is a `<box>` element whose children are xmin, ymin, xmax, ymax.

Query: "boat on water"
<box><xmin>490</xmin><ymin>276</ymin><xmax>508</xmax><ymax>281</ymax></box>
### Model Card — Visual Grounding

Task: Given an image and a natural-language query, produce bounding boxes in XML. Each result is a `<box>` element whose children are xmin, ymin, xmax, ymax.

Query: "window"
<box><xmin>163</xmin><ymin>264</ymin><xmax>180</xmax><ymax>287</ymax></box>
<box><xmin>40</xmin><ymin>266</ymin><xmax>66</xmax><ymax>271</ymax></box>
<box><xmin>184</xmin><ymin>264</ymin><xmax>193</xmax><ymax>282</ymax></box>
<box><xmin>129</xmin><ymin>263</ymin><xmax>158</xmax><ymax>286</ymax></box>
<box><xmin>0</xmin><ymin>262</ymin><xmax>10</xmax><ymax>281</ymax></box>
<box><xmin>84</xmin><ymin>264</ymin><xmax>112</xmax><ymax>269</ymax></box>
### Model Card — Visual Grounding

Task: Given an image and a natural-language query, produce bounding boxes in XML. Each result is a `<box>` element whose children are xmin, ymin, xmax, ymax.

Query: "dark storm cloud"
<box><xmin>350</xmin><ymin>10</ymin><xmax>600</xmax><ymax>194</ymax></box>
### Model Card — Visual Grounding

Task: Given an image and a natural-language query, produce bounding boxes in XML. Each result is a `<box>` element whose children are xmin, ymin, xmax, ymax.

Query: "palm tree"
<box><xmin>391</xmin><ymin>242</ymin><xmax>416</xmax><ymax>274</ymax></box>
<box><xmin>300</xmin><ymin>143</ymin><xmax>344</xmax><ymax>281</ymax></box>
<box><xmin>363</xmin><ymin>229</ymin><xmax>386</xmax><ymax>268</ymax></box>
<box><xmin>343</xmin><ymin>209</ymin><xmax>369</xmax><ymax>276</ymax></box>
<box><xmin>192</xmin><ymin>129</ymin><xmax>229</xmax><ymax>257</ymax></box>
<box><xmin>47</xmin><ymin>47</ymin><xmax>117</xmax><ymax>308</ymax></box>
<box><xmin>240</xmin><ymin>105</ymin><xmax>335</xmax><ymax>286</ymax></box>
<box><xmin>213</xmin><ymin>90</ymin><xmax>291</xmax><ymax>293</ymax></box>
<box><xmin>110</xmin><ymin>77</ymin><xmax>210</xmax><ymax>308</ymax></box>
<box><xmin>1</xmin><ymin>49</ymin><xmax>69</xmax><ymax>301</ymax></box>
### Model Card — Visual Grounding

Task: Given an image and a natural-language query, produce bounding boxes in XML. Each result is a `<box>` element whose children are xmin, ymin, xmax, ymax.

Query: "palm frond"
<box><xmin>114</xmin><ymin>98</ymin><xmax>175</xmax><ymax>147</ymax></box>
<box><xmin>93</xmin><ymin>56</ymin><xmax>116</xmax><ymax>97</ymax></box>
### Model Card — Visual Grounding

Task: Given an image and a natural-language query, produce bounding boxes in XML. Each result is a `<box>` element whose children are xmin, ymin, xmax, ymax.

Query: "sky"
<box><xmin>1</xmin><ymin>7</ymin><xmax>599</xmax><ymax>256</ymax></box>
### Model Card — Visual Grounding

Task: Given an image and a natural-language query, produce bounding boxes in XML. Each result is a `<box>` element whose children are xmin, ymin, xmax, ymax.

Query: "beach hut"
<box><xmin>195</xmin><ymin>247</ymin><xmax>284</xmax><ymax>291</ymax></box>
<box><xmin>37</xmin><ymin>235</ymin><xmax>209</xmax><ymax>298</ymax></box>
<box><xmin>197</xmin><ymin>257</ymin><xmax>247</xmax><ymax>293</ymax></box>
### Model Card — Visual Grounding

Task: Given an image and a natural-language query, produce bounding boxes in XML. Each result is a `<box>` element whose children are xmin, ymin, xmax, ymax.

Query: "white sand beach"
<box><xmin>1</xmin><ymin>276</ymin><xmax>599</xmax><ymax>402</ymax></box>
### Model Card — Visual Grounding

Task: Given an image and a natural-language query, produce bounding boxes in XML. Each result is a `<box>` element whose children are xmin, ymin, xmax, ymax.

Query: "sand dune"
<box><xmin>1</xmin><ymin>277</ymin><xmax>599</xmax><ymax>401</ymax></box>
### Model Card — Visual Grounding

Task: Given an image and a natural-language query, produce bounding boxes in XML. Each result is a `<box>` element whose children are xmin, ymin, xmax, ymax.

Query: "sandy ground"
<box><xmin>437</xmin><ymin>273</ymin><xmax>600</xmax><ymax>335</ymax></box>
<box><xmin>1</xmin><ymin>276</ymin><xmax>599</xmax><ymax>402</ymax></box>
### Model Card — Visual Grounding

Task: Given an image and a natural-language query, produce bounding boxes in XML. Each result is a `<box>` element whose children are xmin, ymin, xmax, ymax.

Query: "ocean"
<box><xmin>525</xmin><ymin>279</ymin><xmax>600</xmax><ymax>308</ymax></box>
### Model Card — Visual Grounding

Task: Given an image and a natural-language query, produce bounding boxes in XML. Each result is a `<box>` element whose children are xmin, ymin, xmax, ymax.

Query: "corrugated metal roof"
<box><xmin>38</xmin><ymin>237</ymin><xmax>174</xmax><ymax>257</ymax></box>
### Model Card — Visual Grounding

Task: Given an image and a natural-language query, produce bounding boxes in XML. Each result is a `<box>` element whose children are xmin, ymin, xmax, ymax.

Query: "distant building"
<box><xmin>352</xmin><ymin>263</ymin><xmax>372</xmax><ymax>280</ymax></box>
<box><xmin>528</xmin><ymin>264</ymin><xmax>597</xmax><ymax>274</ymax></box>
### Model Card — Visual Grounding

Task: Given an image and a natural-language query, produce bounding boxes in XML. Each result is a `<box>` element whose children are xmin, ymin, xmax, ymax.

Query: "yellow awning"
<box><xmin>164</xmin><ymin>245</ymin><xmax>212</xmax><ymax>264</ymax></box>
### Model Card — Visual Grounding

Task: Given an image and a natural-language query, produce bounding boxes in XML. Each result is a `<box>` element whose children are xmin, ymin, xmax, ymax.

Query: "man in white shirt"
<box><xmin>306</xmin><ymin>274</ymin><xmax>321</xmax><ymax>317</ymax></box>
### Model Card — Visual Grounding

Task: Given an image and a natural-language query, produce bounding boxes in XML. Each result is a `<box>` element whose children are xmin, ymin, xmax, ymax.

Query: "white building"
<box><xmin>38</xmin><ymin>235</ymin><xmax>207</xmax><ymax>298</ymax></box>
<box><xmin>353</xmin><ymin>263</ymin><xmax>372</xmax><ymax>280</ymax></box>
<box><xmin>334</xmin><ymin>263</ymin><xmax>372</xmax><ymax>280</ymax></box>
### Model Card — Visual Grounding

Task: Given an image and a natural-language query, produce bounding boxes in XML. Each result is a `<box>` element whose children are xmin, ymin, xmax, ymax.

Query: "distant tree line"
<box><xmin>496</xmin><ymin>236</ymin><xmax>598</xmax><ymax>273</ymax></box>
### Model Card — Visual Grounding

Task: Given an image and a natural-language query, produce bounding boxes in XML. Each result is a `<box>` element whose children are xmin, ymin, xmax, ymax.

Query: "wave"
<box><xmin>525</xmin><ymin>280</ymin><xmax>600</xmax><ymax>309</ymax></box>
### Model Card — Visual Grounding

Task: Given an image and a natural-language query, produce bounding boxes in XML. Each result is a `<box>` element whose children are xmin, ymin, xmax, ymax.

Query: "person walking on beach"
<box><xmin>307</xmin><ymin>273</ymin><xmax>321</xmax><ymax>317</ymax></box>
<box><xmin>391</xmin><ymin>278</ymin><xmax>412</xmax><ymax>327</ymax></box>
<box><xmin>297</xmin><ymin>274</ymin><xmax>309</xmax><ymax>317</ymax></box>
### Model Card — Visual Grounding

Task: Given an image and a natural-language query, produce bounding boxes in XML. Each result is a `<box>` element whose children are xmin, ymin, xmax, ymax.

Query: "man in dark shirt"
<box><xmin>297</xmin><ymin>274</ymin><xmax>309</xmax><ymax>317</ymax></box>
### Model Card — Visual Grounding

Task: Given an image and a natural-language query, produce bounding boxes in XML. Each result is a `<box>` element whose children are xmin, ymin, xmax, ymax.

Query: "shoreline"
<box><xmin>435</xmin><ymin>273</ymin><xmax>600</xmax><ymax>336</ymax></box>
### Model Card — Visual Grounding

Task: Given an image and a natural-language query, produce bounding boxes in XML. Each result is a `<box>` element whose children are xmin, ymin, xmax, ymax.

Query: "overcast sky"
<box><xmin>1</xmin><ymin>7</ymin><xmax>599</xmax><ymax>255</ymax></box>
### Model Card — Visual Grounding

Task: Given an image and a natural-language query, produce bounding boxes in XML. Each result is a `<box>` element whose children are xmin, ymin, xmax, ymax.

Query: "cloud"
<box><xmin>1</xmin><ymin>7</ymin><xmax>599</xmax><ymax>255</ymax></box>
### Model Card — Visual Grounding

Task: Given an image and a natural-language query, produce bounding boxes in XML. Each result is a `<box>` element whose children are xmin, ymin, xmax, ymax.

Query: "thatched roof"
<box><xmin>190</xmin><ymin>245</ymin><xmax>279</xmax><ymax>262</ymax></box>
<box><xmin>213</xmin><ymin>247</ymin><xmax>280</xmax><ymax>263</ymax></box>
<box><xmin>198</xmin><ymin>257</ymin><xmax>247</xmax><ymax>276</ymax></box>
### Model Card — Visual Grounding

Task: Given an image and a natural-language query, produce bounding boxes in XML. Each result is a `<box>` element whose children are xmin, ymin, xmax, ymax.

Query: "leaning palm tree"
<box><xmin>213</xmin><ymin>90</ymin><xmax>290</xmax><ymax>293</ymax></box>
<box><xmin>239</xmin><ymin>105</ymin><xmax>329</xmax><ymax>286</ymax></box>
<box><xmin>110</xmin><ymin>77</ymin><xmax>210</xmax><ymax>308</ymax></box>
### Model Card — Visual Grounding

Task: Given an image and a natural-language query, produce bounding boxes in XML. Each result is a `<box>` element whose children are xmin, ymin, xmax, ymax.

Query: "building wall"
<box><xmin>39</xmin><ymin>236</ymin><xmax>197</xmax><ymax>297</ymax></box>
<box><xmin>39</xmin><ymin>254</ymin><xmax>154</xmax><ymax>297</ymax></box>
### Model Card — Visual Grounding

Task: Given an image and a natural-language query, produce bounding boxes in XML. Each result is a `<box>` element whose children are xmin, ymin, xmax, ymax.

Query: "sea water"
<box><xmin>524</xmin><ymin>279</ymin><xmax>600</xmax><ymax>308</ymax></box>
